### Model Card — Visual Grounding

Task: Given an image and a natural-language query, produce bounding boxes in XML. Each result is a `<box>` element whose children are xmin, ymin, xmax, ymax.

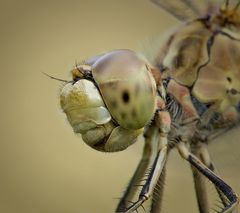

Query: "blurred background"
<box><xmin>0</xmin><ymin>0</ymin><xmax>239</xmax><ymax>213</ymax></box>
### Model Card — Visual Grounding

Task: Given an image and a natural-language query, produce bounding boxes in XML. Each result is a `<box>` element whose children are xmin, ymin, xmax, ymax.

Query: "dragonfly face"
<box><xmin>60</xmin><ymin>50</ymin><xmax>158</xmax><ymax>152</ymax></box>
<box><xmin>59</xmin><ymin>0</ymin><xmax>240</xmax><ymax>212</ymax></box>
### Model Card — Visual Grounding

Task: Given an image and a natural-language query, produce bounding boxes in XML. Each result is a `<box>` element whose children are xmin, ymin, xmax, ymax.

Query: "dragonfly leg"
<box><xmin>197</xmin><ymin>143</ymin><xmax>231</xmax><ymax>208</ymax></box>
<box><xmin>178</xmin><ymin>142</ymin><xmax>239</xmax><ymax>213</ymax></box>
<box><xmin>116</xmin><ymin>111</ymin><xmax>170</xmax><ymax>213</ymax></box>
<box><xmin>190</xmin><ymin>142</ymin><xmax>228</xmax><ymax>213</ymax></box>
<box><xmin>123</xmin><ymin>140</ymin><xmax>167</xmax><ymax>213</ymax></box>
<box><xmin>150</xmin><ymin>164</ymin><xmax>166</xmax><ymax>213</ymax></box>
<box><xmin>190</xmin><ymin>142</ymin><xmax>210</xmax><ymax>213</ymax></box>
<box><xmin>115</xmin><ymin>125</ymin><xmax>158</xmax><ymax>212</ymax></box>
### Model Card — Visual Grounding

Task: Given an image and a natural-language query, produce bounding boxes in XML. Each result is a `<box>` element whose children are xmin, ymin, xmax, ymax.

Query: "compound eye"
<box><xmin>92</xmin><ymin>49</ymin><xmax>157</xmax><ymax>130</ymax></box>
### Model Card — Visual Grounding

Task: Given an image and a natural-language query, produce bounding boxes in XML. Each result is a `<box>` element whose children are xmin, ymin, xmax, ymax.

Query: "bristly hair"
<box><xmin>161</xmin><ymin>78</ymin><xmax>183</xmax><ymax>123</ymax></box>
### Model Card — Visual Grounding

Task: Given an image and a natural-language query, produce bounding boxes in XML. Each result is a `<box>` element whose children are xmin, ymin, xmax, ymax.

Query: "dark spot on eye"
<box><xmin>227</xmin><ymin>77</ymin><xmax>232</xmax><ymax>83</ymax></box>
<box><xmin>122</xmin><ymin>90</ymin><xmax>130</xmax><ymax>103</ymax></box>
<box><xmin>121</xmin><ymin>112</ymin><xmax>127</xmax><ymax>120</ymax></box>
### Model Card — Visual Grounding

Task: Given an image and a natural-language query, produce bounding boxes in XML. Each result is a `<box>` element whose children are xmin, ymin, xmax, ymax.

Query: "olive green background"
<box><xmin>1</xmin><ymin>0</ymin><xmax>239</xmax><ymax>213</ymax></box>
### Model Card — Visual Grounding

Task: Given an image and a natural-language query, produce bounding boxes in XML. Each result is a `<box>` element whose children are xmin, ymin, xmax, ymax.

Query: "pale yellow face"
<box><xmin>60</xmin><ymin>79</ymin><xmax>112</xmax><ymax>132</ymax></box>
<box><xmin>92</xmin><ymin>49</ymin><xmax>157</xmax><ymax>130</ymax></box>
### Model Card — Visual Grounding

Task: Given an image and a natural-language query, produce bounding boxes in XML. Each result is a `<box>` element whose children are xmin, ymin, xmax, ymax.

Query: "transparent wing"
<box><xmin>150</xmin><ymin>0</ymin><xmax>222</xmax><ymax>21</ymax></box>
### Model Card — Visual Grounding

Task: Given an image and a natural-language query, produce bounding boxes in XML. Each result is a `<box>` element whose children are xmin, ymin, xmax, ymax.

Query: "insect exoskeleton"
<box><xmin>60</xmin><ymin>49</ymin><xmax>158</xmax><ymax>152</ymax></box>
<box><xmin>192</xmin><ymin>34</ymin><xmax>240</xmax><ymax>122</ymax></box>
<box><xmin>92</xmin><ymin>49</ymin><xmax>158</xmax><ymax>129</ymax></box>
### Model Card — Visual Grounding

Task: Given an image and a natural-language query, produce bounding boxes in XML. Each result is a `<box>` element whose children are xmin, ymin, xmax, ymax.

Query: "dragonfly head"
<box><xmin>60</xmin><ymin>50</ymin><xmax>160</xmax><ymax>152</ymax></box>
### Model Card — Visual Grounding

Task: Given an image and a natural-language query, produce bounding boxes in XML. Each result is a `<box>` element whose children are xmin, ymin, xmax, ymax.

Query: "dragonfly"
<box><xmin>58</xmin><ymin>0</ymin><xmax>240</xmax><ymax>212</ymax></box>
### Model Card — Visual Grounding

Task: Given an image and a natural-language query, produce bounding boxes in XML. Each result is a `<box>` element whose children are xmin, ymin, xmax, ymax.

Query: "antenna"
<box><xmin>42</xmin><ymin>72</ymin><xmax>70</xmax><ymax>83</ymax></box>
